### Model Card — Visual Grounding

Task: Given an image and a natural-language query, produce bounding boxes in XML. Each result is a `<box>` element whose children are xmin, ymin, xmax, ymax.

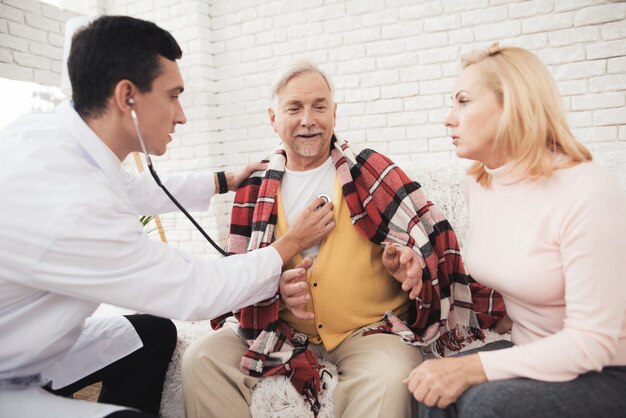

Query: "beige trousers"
<box><xmin>182</xmin><ymin>324</ymin><xmax>423</xmax><ymax>418</ymax></box>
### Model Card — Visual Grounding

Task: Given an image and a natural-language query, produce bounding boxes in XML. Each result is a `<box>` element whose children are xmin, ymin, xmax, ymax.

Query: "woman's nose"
<box><xmin>443</xmin><ymin>109</ymin><xmax>457</xmax><ymax>128</ymax></box>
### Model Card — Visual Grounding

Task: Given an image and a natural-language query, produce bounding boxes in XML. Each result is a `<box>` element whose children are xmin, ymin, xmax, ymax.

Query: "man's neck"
<box><xmin>83</xmin><ymin>113</ymin><xmax>130</xmax><ymax>162</ymax></box>
<box><xmin>285</xmin><ymin>153</ymin><xmax>331</xmax><ymax>171</ymax></box>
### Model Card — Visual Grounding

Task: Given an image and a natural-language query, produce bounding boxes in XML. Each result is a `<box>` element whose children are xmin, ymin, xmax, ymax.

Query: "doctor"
<box><xmin>0</xmin><ymin>15</ymin><xmax>335</xmax><ymax>418</ymax></box>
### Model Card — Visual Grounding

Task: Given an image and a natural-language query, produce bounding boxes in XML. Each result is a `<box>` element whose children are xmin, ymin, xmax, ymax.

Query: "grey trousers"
<box><xmin>417</xmin><ymin>340</ymin><xmax>626</xmax><ymax>418</ymax></box>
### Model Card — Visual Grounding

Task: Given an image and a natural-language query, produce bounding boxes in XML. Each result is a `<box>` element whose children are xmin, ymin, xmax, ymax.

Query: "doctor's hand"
<box><xmin>280</xmin><ymin>256</ymin><xmax>315</xmax><ymax>320</ymax></box>
<box><xmin>223</xmin><ymin>161</ymin><xmax>269</xmax><ymax>192</ymax></box>
<box><xmin>404</xmin><ymin>354</ymin><xmax>487</xmax><ymax>409</ymax></box>
<box><xmin>382</xmin><ymin>244</ymin><xmax>423</xmax><ymax>300</ymax></box>
<box><xmin>272</xmin><ymin>196</ymin><xmax>335</xmax><ymax>264</ymax></box>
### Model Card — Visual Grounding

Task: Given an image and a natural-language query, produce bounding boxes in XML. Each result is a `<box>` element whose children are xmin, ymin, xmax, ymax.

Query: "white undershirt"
<box><xmin>280</xmin><ymin>156</ymin><xmax>336</xmax><ymax>260</ymax></box>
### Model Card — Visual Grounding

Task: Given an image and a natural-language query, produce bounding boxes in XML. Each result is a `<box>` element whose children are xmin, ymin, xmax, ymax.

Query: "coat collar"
<box><xmin>56</xmin><ymin>100</ymin><xmax>127</xmax><ymax>192</ymax></box>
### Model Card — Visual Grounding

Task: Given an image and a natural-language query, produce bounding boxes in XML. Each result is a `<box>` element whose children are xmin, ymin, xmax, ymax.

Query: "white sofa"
<box><xmin>159</xmin><ymin>151</ymin><xmax>626</xmax><ymax>418</ymax></box>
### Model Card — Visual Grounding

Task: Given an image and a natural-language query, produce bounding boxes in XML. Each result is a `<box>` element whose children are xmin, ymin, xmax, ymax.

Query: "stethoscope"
<box><xmin>128</xmin><ymin>98</ymin><xmax>228</xmax><ymax>256</ymax></box>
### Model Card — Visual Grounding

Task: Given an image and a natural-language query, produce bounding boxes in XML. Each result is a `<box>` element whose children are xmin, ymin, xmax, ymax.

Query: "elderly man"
<box><xmin>182</xmin><ymin>60</ymin><xmax>496</xmax><ymax>417</ymax></box>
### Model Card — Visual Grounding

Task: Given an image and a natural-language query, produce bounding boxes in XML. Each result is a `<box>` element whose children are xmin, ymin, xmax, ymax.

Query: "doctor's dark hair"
<box><xmin>68</xmin><ymin>15</ymin><xmax>182</xmax><ymax>118</ymax></box>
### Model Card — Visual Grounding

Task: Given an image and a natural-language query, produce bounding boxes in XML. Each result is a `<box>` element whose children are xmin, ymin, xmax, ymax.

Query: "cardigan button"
<box><xmin>312</xmin><ymin>282</ymin><xmax>318</xmax><ymax>287</ymax></box>
<box><xmin>318</xmin><ymin>323</ymin><xmax>323</xmax><ymax>329</ymax></box>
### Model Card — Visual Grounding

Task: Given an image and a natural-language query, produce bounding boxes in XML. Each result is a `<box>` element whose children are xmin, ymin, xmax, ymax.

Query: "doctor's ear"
<box><xmin>112</xmin><ymin>80</ymin><xmax>138</xmax><ymax>111</ymax></box>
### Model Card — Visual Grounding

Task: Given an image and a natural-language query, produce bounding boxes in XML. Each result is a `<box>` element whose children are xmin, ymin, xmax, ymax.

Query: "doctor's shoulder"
<box><xmin>3</xmin><ymin>112</ymin><xmax>112</xmax><ymax>198</ymax></box>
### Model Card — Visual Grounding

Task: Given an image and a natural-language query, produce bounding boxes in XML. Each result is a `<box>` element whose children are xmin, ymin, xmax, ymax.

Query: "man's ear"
<box><xmin>268</xmin><ymin>107</ymin><xmax>277</xmax><ymax>133</ymax></box>
<box><xmin>333</xmin><ymin>102</ymin><xmax>337</xmax><ymax>128</ymax></box>
<box><xmin>113</xmin><ymin>80</ymin><xmax>137</xmax><ymax>112</ymax></box>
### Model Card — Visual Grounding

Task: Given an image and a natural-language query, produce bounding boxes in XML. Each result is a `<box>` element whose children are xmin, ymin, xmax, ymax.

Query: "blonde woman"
<box><xmin>406</xmin><ymin>44</ymin><xmax>626</xmax><ymax>417</ymax></box>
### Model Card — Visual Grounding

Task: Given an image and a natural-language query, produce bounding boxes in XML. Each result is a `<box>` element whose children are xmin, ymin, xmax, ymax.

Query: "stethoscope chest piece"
<box><xmin>318</xmin><ymin>194</ymin><xmax>331</xmax><ymax>204</ymax></box>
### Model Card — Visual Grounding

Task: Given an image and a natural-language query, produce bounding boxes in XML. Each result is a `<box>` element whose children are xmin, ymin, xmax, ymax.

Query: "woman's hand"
<box><xmin>404</xmin><ymin>354</ymin><xmax>487</xmax><ymax>408</ymax></box>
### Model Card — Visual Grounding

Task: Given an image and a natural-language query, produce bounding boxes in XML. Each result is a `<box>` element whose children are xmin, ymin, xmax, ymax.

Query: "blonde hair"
<box><xmin>461</xmin><ymin>44</ymin><xmax>592</xmax><ymax>187</ymax></box>
<box><xmin>270</xmin><ymin>59</ymin><xmax>334</xmax><ymax>103</ymax></box>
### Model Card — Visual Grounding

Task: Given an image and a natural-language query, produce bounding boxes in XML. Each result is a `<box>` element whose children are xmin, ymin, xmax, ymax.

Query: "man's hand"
<box><xmin>288</xmin><ymin>196</ymin><xmax>335</xmax><ymax>249</ymax></box>
<box><xmin>382</xmin><ymin>244</ymin><xmax>423</xmax><ymax>300</ymax></box>
<box><xmin>223</xmin><ymin>161</ymin><xmax>269</xmax><ymax>192</ymax></box>
<box><xmin>493</xmin><ymin>313</ymin><xmax>513</xmax><ymax>334</ymax></box>
<box><xmin>279</xmin><ymin>256</ymin><xmax>315</xmax><ymax>320</ymax></box>
<box><xmin>272</xmin><ymin>196</ymin><xmax>335</xmax><ymax>264</ymax></box>
<box><xmin>404</xmin><ymin>355</ymin><xmax>487</xmax><ymax>409</ymax></box>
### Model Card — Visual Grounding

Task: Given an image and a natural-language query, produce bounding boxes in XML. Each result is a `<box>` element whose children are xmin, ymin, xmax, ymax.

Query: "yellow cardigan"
<box><xmin>277</xmin><ymin>177</ymin><xmax>409</xmax><ymax>351</ymax></box>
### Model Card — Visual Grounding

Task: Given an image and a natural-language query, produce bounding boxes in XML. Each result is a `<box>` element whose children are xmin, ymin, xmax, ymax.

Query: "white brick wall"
<box><xmin>1</xmin><ymin>0</ymin><xmax>625</xmax><ymax>257</ymax></box>
<box><xmin>0</xmin><ymin>0</ymin><xmax>76</xmax><ymax>84</ymax></box>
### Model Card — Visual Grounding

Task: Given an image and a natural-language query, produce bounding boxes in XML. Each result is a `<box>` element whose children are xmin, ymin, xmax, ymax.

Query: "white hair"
<box><xmin>270</xmin><ymin>59</ymin><xmax>334</xmax><ymax>104</ymax></box>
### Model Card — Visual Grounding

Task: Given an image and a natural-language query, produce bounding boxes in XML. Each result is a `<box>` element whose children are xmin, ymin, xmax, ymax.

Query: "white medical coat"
<box><xmin>0</xmin><ymin>101</ymin><xmax>282</xmax><ymax>416</ymax></box>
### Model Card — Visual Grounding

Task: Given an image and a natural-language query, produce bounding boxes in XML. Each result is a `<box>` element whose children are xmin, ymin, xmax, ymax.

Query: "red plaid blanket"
<box><xmin>213</xmin><ymin>136</ymin><xmax>504</xmax><ymax>414</ymax></box>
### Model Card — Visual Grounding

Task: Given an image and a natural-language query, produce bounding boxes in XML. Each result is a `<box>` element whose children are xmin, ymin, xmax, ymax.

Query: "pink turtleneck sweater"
<box><xmin>464</xmin><ymin>161</ymin><xmax>626</xmax><ymax>382</ymax></box>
